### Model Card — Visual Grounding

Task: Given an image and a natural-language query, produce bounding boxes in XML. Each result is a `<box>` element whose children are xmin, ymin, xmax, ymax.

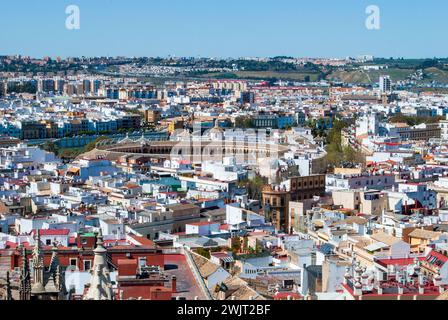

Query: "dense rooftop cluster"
<box><xmin>1</xmin><ymin>56</ymin><xmax>448</xmax><ymax>301</ymax></box>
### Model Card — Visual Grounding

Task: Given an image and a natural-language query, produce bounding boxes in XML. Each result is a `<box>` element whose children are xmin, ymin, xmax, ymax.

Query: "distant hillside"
<box><xmin>326</xmin><ymin>67</ymin><xmax>448</xmax><ymax>85</ymax></box>
<box><xmin>197</xmin><ymin>70</ymin><xmax>322</xmax><ymax>82</ymax></box>
<box><xmin>424</xmin><ymin>67</ymin><xmax>448</xmax><ymax>83</ymax></box>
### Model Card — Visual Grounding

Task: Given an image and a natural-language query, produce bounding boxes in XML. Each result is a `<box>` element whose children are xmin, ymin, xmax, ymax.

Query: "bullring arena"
<box><xmin>78</xmin><ymin>133</ymin><xmax>291</xmax><ymax>165</ymax></box>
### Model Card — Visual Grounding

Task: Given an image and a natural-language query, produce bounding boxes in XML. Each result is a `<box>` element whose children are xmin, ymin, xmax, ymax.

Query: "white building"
<box><xmin>379</xmin><ymin>75</ymin><xmax>392</xmax><ymax>93</ymax></box>
<box><xmin>356</xmin><ymin>114</ymin><xmax>380</xmax><ymax>137</ymax></box>
<box><xmin>185</xmin><ymin>221</ymin><xmax>220</xmax><ymax>236</ymax></box>
<box><xmin>225</xmin><ymin>204</ymin><xmax>265</xmax><ymax>227</ymax></box>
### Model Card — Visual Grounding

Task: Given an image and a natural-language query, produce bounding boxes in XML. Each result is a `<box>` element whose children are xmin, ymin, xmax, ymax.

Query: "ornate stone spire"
<box><xmin>44</xmin><ymin>245</ymin><xmax>61</xmax><ymax>294</ymax></box>
<box><xmin>19</xmin><ymin>246</ymin><xmax>31</xmax><ymax>300</ymax></box>
<box><xmin>48</xmin><ymin>244</ymin><xmax>60</xmax><ymax>274</ymax></box>
<box><xmin>84</xmin><ymin>229</ymin><xmax>114</xmax><ymax>300</ymax></box>
<box><xmin>31</xmin><ymin>230</ymin><xmax>46</xmax><ymax>295</ymax></box>
<box><xmin>6</xmin><ymin>271</ymin><xmax>12</xmax><ymax>300</ymax></box>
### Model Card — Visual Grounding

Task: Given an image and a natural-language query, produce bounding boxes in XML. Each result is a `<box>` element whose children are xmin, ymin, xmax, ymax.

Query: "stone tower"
<box><xmin>44</xmin><ymin>245</ymin><xmax>63</xmax><ymax>298</ymax></box>
<box><xmin>31</xmin><ymin>230</ymin><xmax>46</xmax><ymax>297</ymax></box>
<box><xmin>84</xmin><ymin>230</ymin><xmax>114</xmax><ymax>300</ymax></box>
<box><xmin>19</xmin><ymin>247</ymin><xmax>31</xmax><ymax>300</ymax></box>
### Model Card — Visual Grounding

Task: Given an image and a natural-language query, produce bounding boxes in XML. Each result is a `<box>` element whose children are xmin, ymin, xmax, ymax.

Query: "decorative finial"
<box><xmin>96</xmin><ymin>229</ymin><xmax>104</xmax><ymax>247</ymax></box>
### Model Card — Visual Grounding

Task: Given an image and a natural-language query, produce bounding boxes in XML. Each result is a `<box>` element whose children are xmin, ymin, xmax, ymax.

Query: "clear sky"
<box><xmin>0</xmin><ymin>0</ymin><xmax>447</xmax><ymax>59</ymax></box>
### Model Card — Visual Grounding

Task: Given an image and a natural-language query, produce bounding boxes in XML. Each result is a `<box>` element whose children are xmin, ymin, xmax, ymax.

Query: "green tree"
<box><xmin>41</xmin><ymin>141</ymin><xmax>59</xmax><ymax>156</ymax></box>
<box><xmin>196</xmin><ymin>248</ymin><xmax>211</xmax><ymax>259</ymax></box>
<box><xmin>389</xmin><ymin>113</ymin><xmax>443</xmax><ymax>126</ymax></box>
<box><xmin>343</xmin><ymin>146</ymin><xmax>365</xmax><ymax>164</ymax></box>
<box><xmin>237</xmin><ymin>174</ymin><xmax>268</xmax><ymax>201</ymax></box>
<box><xmin>324</xmin><ymin>120</ymin><xmax>365</xmax><ymax>169</ymax></box>
<box><xmin>230</xmin><ymin>237</ymin><xmax>243</xmax><ymax>256</ymax></box>
<box><xmin>325</xmin><ymin>120</ymin><xmax>347</xmax><ymax>168</ymax></box>
<box><xmin>85</xmin><ymin>136</ymin><xmax>110</xmax><ymax>152</ymax></box>
<box><xmin>235</xmin><ymin>116</ymin><xmax>254</xmax><ymax>129</ymax></box>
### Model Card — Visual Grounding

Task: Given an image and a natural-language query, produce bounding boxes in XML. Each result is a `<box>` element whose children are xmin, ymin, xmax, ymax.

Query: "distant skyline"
<box><xmin>1</xmin><ymin>0</ymin><xmax>447</xmax><ymax>59</ymax></box>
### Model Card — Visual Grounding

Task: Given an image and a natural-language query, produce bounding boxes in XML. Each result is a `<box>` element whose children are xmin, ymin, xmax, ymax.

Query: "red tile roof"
<box><xmin>31</xmin><ymin>229</ymin><xmax>70</xmax><ymax>236</ymax></box>
<box><xmin>376</xmin><ymin>257</ymin><xmax>425</xmax><ymax>268</ymax></box>
<box><xmin>128</xmin><ymin>234</ymin><xmax>156</xmax><ymax>247</ymax></box>
<box><xmin>274</xmin><ymin>292</ymin><xmax>302</xmax><ymax>300</ymax></box>
<box><xmin>210</xmin><ymin>252</ymin><xmax>232</xmax><ymax>259</ymax></box>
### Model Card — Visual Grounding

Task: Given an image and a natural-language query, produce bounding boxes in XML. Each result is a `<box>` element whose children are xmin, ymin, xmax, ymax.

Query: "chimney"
<box><xmin>377</xmin><ymin>285</ymin><xmax>383</xmax><ymax>295</ymax></box>
<box><xmin>354</xmin><ymin>281</ymin><xmax>363</xmax><ymax>296</ymax></box>
<box><xmin>418</xmin><ymin>286</ymin><xmax>425</xmax><ymax>295</ymax></box>
<box><xmin>171</xmin><ymin>276</ymin><xmax>177</xmax><ymax>293</ymax></box>
<box><xmin>361</xmin><ymin>271</ymin><xmax>369</xmax><ymax>286</ymax></box>
<box><xmin>434</xmin><ymin>273</ymin><xmax>442</xmax><ymax>287</ymax></box>
<box><xmin>218</xmin><ymin>290</ymin><xmax>226</xmax><ymax>301</ymax></box>
<box><xmin>418</xmin><ymin>272</ymin><xmax>425</xmax><ymax>286</ymax></box>
<box><xmin>343</xmin><ymin>267</ymin><xmax>351</xmax><ymax>285</ymax></box>
<box><xmin>398</xmin><ymin>285</ymin><xmax>404</xmax><ymax>295</ymax></box>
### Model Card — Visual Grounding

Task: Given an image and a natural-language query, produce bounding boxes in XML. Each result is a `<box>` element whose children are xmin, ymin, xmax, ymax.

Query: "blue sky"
<box><xmin>0</xmin><ymin>0</ymin><xmax>447</xmax><ymax>58</ymax></box>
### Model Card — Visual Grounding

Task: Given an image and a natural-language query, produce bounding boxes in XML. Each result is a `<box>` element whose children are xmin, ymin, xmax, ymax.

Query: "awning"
<box><xmin>364</xmin><ymin>242</ymin><xmax>389</xmax><ymax>252</ymax></box>
<box><xmin>313</xmin><ymin>220</ymin><xmax>324</xmax><ymax>227</ymax></box>
<box><xmin>221</xmin><ymin>256</ymin><xmax>234</xmax><ymax>263</ymax></box>
<box><xmin>67</xmin><ymin>167</ymin><xmax>80</xmax><ymax>174</ymax></box>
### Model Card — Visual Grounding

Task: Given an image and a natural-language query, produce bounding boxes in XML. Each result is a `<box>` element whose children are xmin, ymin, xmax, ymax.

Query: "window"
<box><xmin>69</xmin><ymin>258</ymin><xmax>78</xmax><ymax>267</ymax></box>
<box><xmin>138</xmin><ymin>257</ymin><xmax>147</xmax><ymax>268</ymax></box>
<box><xmin>46</xmin><ymin>239</ymin><xmax>52</xmax><ymax>246</ymax></box>
<box><xmin>81</xmin><ymin>238</ymin><xmax>88</xmax><ymax>245</ymax></box>
<box><xmin>83</xmin><ymin>260</ymin><xmax>92</xmax><ymax>271</ymax></box>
